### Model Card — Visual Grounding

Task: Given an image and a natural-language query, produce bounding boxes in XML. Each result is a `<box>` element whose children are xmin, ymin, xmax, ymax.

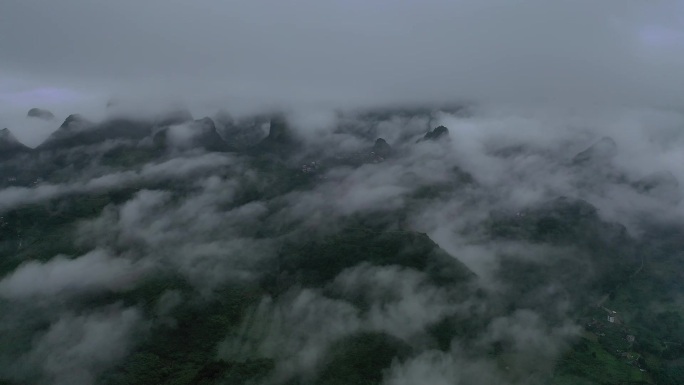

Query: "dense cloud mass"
<box><xmin>2</xmin><ymin>0</ymin><xmax>684</xmax><ymax>145</ymax></box>
<box><xmin>19</xmin><ymin>306</ymin><xmax>147</xmax><ymax>385</ymax></box>
<box><xmin>1</xmin><ymin>1</ymin><xmax>684</xmax><ymax>385</ymax></box>
<box><xmin>0</xmin><ymin>249</ymin><xmax>141</xmax><ymax>300</ymax></box>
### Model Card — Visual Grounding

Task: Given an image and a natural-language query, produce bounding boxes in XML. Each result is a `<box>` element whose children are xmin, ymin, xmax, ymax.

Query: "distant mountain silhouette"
<box><xmin>37</xmin><ymin>115</ymin><xmax>151</xmax><ymax>151</ymax></box>
<box><xmin>27</xmin><ymin>108</ymin><xmax>55</xmax><ymax>120</ymax></box>
<box><xmin>424</xmin><ymin>126</ymin><xmax>450</xmax><ymax>142</ymax></box>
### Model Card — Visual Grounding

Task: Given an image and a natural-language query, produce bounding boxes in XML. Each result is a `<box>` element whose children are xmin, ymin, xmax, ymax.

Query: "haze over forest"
<box><xmin>1</xmin><ymin>1</ymin><xmax>684</xmax><ymax>384</ymax></box>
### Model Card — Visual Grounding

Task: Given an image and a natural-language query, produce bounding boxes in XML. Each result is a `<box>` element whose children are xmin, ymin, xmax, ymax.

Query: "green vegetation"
<box><xmin>2</xmin><ymin>115</ymin><xmax>684</xmax><ymax>385</ymax></box>
<box><xmin>101</xmin><ymin>145</ymin><xmax>161</xmax><ymax>168</ymax></box>
<box><xmin>316</xmin><ymin>332</ymin><xmax>411</xmax><ymax>385</ymax></box>
<box><xmin>268</xmin><ymin>224</ymin><xmax>474</xmax><ymax>292</ymax></box>
<box><xmin>102</xmin><ymin>285</ymin><xmax>266</xmax><ymax>385</ymax></box>
<box><xmin>554</xmin><ymin>336</ymin><xmax>649</xmax><ymax>384</ymax></box>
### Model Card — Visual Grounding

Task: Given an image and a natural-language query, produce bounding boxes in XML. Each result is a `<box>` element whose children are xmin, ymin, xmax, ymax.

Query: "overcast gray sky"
<box><xmin>1</xmin><ymin>0</ymin><xmax>683</xmax><ymax>144</ymax></box>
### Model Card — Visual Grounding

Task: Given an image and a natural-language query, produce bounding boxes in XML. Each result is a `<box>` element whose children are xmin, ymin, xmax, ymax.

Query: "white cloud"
<box><xmin>0</xmin><ymin>249</ymin><xmax>144</xmax><ymax>300</ymax></box>
<box><xmin>0</xmin><ymin>152</ymin><xmax>234</xmax><ymax>211</ymax></box>
<box><xmin>220</xmin><ymin>290</ymin><xmax>361</xmax><ymax>381</ymax></box>
<box><xmin>23</xmin><ymin>305</ymin><xmax>147</xmax><ymax>385</ymax></box>
<box><xmin>383</xmin><ymin>349</ymin><xmax>502</xmax><ymax>385</ymax></box>
<box><xmin>332</xmin><ymin>264</ymin><xmax>460</xmax><ymax>340</ymax></box>
<box><xmin>1</xmin><ymin>0</ymin><xmax>683</xmax><ymax>139</ymax></box>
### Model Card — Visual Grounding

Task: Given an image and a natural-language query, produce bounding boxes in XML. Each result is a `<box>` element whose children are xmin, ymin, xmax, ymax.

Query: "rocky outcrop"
<box><xmin>27</xmin><ymin>108</ymin><xmax>55</xmax><ymax>120</ymax></box>
<box><xmin>37</xmin><ymin>115</ymin><xmax>151</xmax><ymax>151</ymax></box>
<box><xmin>263</xmin><ymin>116</ymin><xmax>293</xmax><ymax>145</ymax></box>
<box><xmin>250</xmin><ymin>115</ymin><xmax>301</xmax><ymax>156</ymax></box>
<box><xmin>372</xmin><ymin>138</ymin><xmax>392</xmax><ymax>158</ymax></box>
<box><xmin>422</xmin><ymin>125</ymin><xmax>449</xmax><ymax>141</ymax></box>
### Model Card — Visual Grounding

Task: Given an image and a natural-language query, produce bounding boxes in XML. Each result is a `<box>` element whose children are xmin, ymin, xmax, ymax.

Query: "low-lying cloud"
<box><xmin>2</xmin><ymin>1</ymin><xmax>684</xmax><ymax>145</ymax></box>
<box><xmin>0</xmin><ymin>249</ymin><xmax>143</xmax><ymax>300</ymax></box>
<box><xmin>19</xmin><ymin>305</ymin><xmax>147</xmax><ymax>385</ymax></box>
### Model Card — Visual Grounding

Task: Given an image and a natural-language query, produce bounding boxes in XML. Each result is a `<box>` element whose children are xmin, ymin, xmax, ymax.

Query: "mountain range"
<box><xmin>0</xmin><ymin>106</ymin><xmax>683</xmax><ymax>385</ymax></box>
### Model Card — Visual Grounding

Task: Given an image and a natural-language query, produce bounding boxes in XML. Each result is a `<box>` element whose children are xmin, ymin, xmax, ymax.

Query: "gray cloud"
<box><xmin>382</xmin><ymin>310</ymin><xmax>579</xmax><ymax>385</ymax></box>
<box><xmin>17</xmin><ymin>305</ymin><xmax>147</xmax><ymax>385</ymax></box>
<box><xmin>2</xmin><ymin>0</ymin><xmax>684</xmax><ymax>144</ymax></box>
<box><xmin>0</xmin><ymin>151</ymin><xmax>234</xmax><ymax>210</ymax></box>
<box><xmin>219</xmin><ymin>261</ymin><xmax>476</xmax><ymax>382</ymax></box>
<box><xmin>222</xmin><ymin>290</ymin><xmax>361</xmax><ymax>382</ymax></box>
<box><xmin>219</xmin><ymin>259</ymin><xmax>578</xmax><ymax>384</ymax></box>
<box><xmin>383</xmin><ymin>349</ymin><xmax>503</xmax><ymax>385</ymax></box>
<box><xmin>330</xmin><ymin>263</ymin><xmax>462</xmax><ymax>341</ymax></box>
<box><xmin>0</xmin><ymin>249</ymin><xmax>145</xmax><ymax>300</ymax></box>
<box><xmin>77</xmin><ymin>175</ymin><xmax>275</xmax><ymax>292</ymax></box>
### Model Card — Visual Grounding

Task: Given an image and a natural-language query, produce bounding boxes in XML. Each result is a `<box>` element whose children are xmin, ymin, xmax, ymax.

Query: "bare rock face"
<box><xmin>27</xmin><ymin>108</ymin><xmax>55</xmax><ymax>121</ymax></box>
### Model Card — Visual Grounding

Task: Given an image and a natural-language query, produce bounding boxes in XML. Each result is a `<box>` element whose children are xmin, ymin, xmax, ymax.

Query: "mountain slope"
<box><xmin>0</xmin><ymin>129</ymin><xmax>31</xmax><ymax>160</ymax></box>
<box><xmin>37</xmin><ymin>115</ymin><xmax>152</xmax><ymax>151</ymax></box>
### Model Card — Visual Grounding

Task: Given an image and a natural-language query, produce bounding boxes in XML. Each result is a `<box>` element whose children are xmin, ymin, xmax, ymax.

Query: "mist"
<box><xmin>1</xmin><ymin>1</ymin><xmax>684</xmax><ymax>384</ymax></box>
<box><xmin>2</xmin><ymin>0</ymin><xmax>684</xmax><ymax>145</ymax></box>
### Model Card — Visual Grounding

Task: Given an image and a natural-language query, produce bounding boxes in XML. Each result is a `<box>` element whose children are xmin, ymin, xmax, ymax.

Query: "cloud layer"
<box><xmin>2</xmin><ymin>1</ymin><xmax>684</xmax><ymax>144</ymax></box>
